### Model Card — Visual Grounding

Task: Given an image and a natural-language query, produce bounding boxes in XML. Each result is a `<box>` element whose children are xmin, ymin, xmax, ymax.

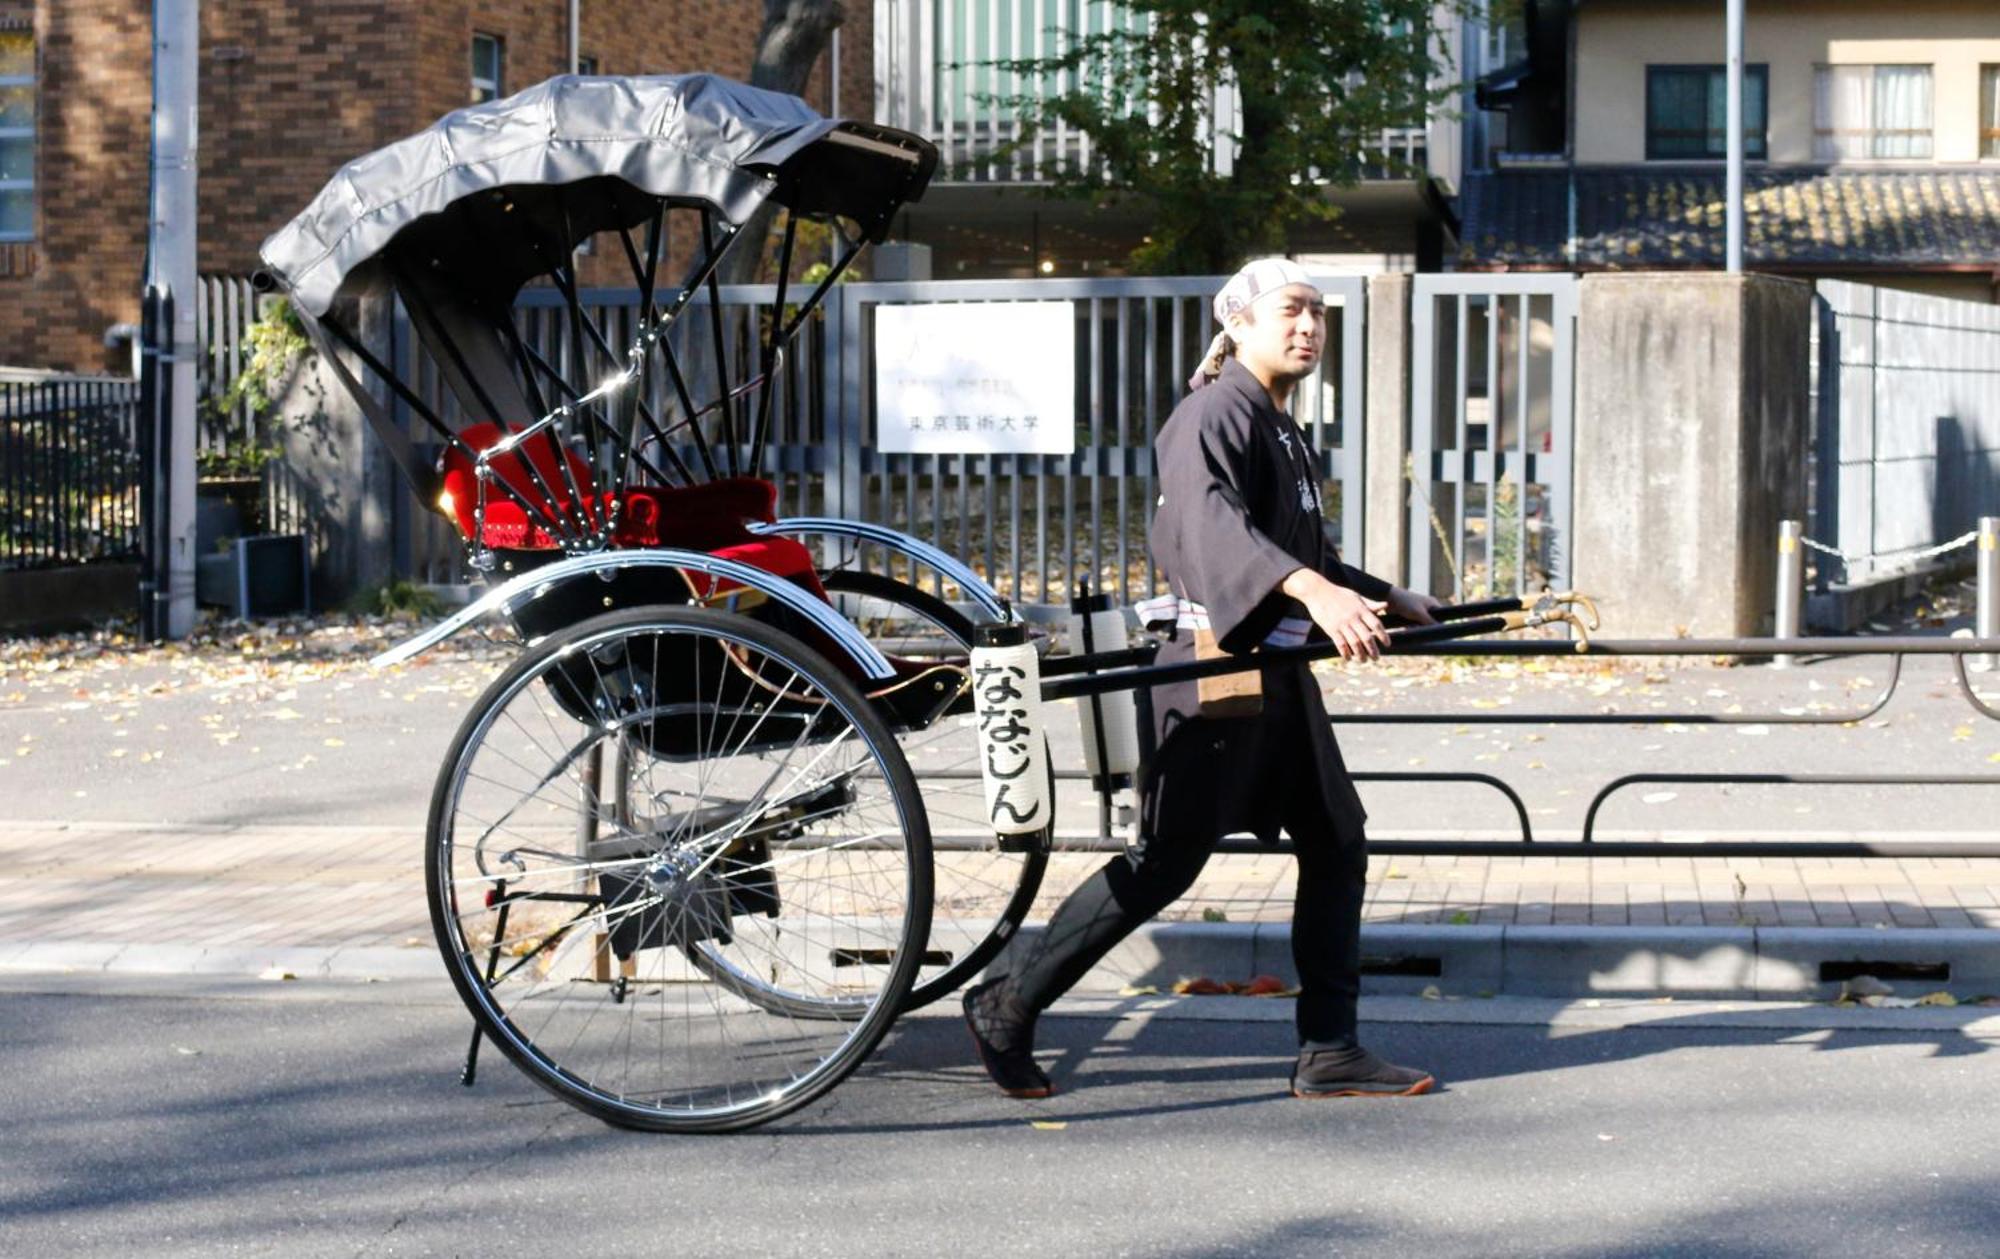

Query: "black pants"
<box><xmin>1002</xmin><ymin>729</ymin><xmax>1368</xmax><ymax>1049</ymax></box>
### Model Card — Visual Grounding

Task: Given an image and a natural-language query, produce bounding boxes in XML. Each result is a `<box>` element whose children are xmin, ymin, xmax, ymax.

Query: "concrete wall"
<box><xmin>1571</xmin><ymin>273</ymin><xmax>1813</xmax><ymax>638</ymax></box>
<box><xmin>1362</xmin><ymin>273</ymin><xmax>1412</xmax><ymax>585</ymax></box>
<box><xmin>1574</xmin><ymin>0</ymin><xmax>2000</xmax><ymax>165</ymax></box>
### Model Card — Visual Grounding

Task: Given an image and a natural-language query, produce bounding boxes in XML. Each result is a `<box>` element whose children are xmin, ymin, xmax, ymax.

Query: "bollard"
<box><xmin>1774</xmin><ymin>519</ymin><xmax>1803</xmax><ymax>669</ymax></box>
<box><xmin>1977</xmin><ymin>516</ymin><xmax>1999</xmax><ymax>673</ymax></box>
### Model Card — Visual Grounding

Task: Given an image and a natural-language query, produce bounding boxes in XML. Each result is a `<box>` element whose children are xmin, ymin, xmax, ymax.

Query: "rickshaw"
<box><xmin>259</xmin><ymin>73</ymin><xmax>1592</xmax><ymax>1133</ymax></box>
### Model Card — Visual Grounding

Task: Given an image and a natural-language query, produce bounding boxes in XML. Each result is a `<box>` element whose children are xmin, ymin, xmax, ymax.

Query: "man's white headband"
<box><xmin>1211</xmin><ymin>258</ymin><xmax>1317</xmax><ymax>324</ymax></box>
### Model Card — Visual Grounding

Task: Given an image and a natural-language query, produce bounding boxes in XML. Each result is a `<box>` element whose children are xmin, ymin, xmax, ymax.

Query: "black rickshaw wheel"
<box><xmin>426</xmin><ymin>603</ymin><xmax>932</xmax><ymax>1134</ymax></box>
<box><xmin>821</xmin><ymin>570</ymin><xmax>1050</xmax><ymax>1012</ymax></box>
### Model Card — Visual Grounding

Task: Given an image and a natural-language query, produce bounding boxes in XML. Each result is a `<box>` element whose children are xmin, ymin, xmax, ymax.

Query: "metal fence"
<box><xmin>193</xmin><ymin>273</ymin><xmax>260</xmax><ymax>451</ymax></box>
<box><xmin>832</xmin><ymin>275</ymin><xmax>1366</xmax><ymax>611</ymax></box>
<box><xmin>383</xmin><ymin>274</ymin><xmax>1364</xmax><ymax>615</ymax></box>
<box><xmin>189</xmin><ymin>273</ymin><xmax>322</xmax><ymax>541</ymax></box>
<box><xmin>0</xmin><ymin>376</ymin><xmax>144</xmax><ymax>570</ymax></box>
<box><xmin>1811</xmin><ymin>279</ymin><xmax>2000</xmax><ymax>586</ymax></box>
<box><xmin>1407</xmin><ymin>273</ymin><xmax>1576</xmax><ymax>601</ymax></box>
<box><xmin>389</xmin><ymin>283</ymin><xmax>839</xmax><ymax>587</ymax></box>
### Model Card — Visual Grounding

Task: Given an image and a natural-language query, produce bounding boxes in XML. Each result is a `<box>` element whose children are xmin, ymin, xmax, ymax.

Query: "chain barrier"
<box><xmin>1798</xmin><ymin>529</ymin><xmax>1979</xmax><ymax>567</ymax></box>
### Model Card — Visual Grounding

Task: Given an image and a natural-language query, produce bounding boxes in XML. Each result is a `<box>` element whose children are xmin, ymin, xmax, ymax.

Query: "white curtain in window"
<box><xmin>1874</xmin><ymin>65</ymin><xmax>1932</xmax><ymax>158</ymax></box>
<box><xmin>1815</xmin><ymin>65</ymin><xmax>1871</xmax><ymax>161</ymax></box>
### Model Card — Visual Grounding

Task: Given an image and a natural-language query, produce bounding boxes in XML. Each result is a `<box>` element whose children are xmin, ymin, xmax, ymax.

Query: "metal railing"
<box><xmin>0</xmin><ymin>376</ymin><xmax>144</xmax><ymax>570</ymax></box>
<box><xmin>1023</xmin><ymin>634</ymin><xmax>2000</xmax><ymax>859</ymax></box>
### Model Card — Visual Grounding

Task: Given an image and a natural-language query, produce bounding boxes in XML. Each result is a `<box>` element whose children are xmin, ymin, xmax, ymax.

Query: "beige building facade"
<box><xmin>1459</xmin><ymin>0</ymin><xmax>2000</xmax><ymax>302</ymax></box>
<box><xmin>1573</xmin><ymin>0</ymin><xmax>2000</xmax><ymax>167</ymax></box>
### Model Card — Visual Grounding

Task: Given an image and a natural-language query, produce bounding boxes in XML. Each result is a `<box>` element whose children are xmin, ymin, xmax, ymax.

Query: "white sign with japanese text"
<box><xmin>874</xmin><ymin>301</ymin><xmax>1075</xmax><ymax>455</ymax></box>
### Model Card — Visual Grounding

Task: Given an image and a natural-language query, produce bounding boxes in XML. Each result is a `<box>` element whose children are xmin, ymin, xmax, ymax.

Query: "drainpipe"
<box><xmin>1725</xmin><ymin>0</ymin><xmax>1744</xmax><ymax>273</ymax></box>
<box><xmin>569</xmin><ymin>0</ymin><xmax>579</xmax><ymax>72</ymax></box>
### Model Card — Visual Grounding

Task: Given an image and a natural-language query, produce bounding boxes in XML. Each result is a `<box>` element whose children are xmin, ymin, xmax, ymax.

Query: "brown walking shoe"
<box><xmin>1291</xmin><ymin>1046</ymin><xmax>1436</xmax><ymax>1099</ymax></box>
<box><xmin>962</xmin><ymin>979</ymin><xmax>1054</xmax><ymax>1099</ymax></box>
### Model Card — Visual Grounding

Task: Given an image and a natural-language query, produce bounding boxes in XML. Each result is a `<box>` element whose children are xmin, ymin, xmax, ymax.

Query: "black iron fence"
<box><xmin>0</xmin><ymin>376</ymin><xmax>145</xmax><ymax>571</ymax></box>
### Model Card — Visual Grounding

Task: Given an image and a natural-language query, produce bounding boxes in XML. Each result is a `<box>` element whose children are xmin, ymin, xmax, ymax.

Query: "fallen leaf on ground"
<box><xmin>1118</xmin><ymin>984</ymin><xmax>1159</xmax><ymax>997</ymax></box>
<box><xmin>1915</xmin><ymin>991</ymin><xmax>1959</xmax><ymax>1007</ymax></box>
<box><xmin>1241</xmin><ymin>975</ymin><xmax>1293</xmax><ymax>997</ymax></box>
<box><xmin>1172</xmin><ymin>977</ymin><xmax>1233</xmax><ymax>995</ymax></box>
<box><xmin>1030</xmin><ymin>1121</ymin><xmax>1067</xmax><ymax>1131</ymax></box>
<box><xmin>258</xmin><ymin>967</ymin><xmax>296</xmax><ymax>982</ymax></box>
<box><xmin>1419</xmin><ymin>984</ymin><xmax>1443</xmax><ymax>1001</ymax></box>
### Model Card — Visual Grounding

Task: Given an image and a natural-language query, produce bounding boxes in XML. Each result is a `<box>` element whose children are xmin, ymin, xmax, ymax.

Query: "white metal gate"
<box><xmin>1408</xmin><ymin>274</ymin><xmax>1576</xmax><ymax>600</ymax></box>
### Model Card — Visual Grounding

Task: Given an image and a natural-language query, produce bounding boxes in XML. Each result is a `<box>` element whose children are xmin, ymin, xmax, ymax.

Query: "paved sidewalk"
<box><xmin>6</xmin><ymin>594</ymin><xmax>1998</xmax><ymax>987</ymax></box>
<box><xmin>8</xmin><ymin>821</ymin><xmax>2000</xmax><ymax>978</ymax></box>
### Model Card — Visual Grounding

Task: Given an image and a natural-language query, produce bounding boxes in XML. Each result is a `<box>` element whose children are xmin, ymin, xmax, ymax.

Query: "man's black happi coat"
<box><xmin>1143</xmin><ymin>357</ymin><xmax>1392</xmax><ymax>848</ymax></box>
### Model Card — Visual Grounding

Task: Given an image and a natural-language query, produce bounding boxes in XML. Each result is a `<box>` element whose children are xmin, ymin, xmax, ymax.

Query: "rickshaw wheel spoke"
<box><xmin>427</xmin><ymin>605</ymin><xmax>932</xmax><ymax>1134</ymax></box>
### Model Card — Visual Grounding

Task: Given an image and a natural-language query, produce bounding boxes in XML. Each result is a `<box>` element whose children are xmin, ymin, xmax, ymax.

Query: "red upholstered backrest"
<box><xmin>438</xmin><ymin>423</ymin><xmax>597</xmax><ymax>540</ymax></box>
<box><xmin>436</xmin><ymin>424</ymin><xmax>786</xmax><ymax>555</ymax></box>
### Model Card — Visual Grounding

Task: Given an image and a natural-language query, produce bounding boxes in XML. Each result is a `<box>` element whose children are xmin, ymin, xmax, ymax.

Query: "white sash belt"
<box><xmin>1134</xmin><ymin>593</ymin><xmax>1311</xmax><ymax>648</ymax></box>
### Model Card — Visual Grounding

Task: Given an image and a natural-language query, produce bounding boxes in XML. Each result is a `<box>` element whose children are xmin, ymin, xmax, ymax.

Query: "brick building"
<box><xmin>0</xmin><ymin>1</ymin><xmax>870</xmax><ymax>373</ymax></box>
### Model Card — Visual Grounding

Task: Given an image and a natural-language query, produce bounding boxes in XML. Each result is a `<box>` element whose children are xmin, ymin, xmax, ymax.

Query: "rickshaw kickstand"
<box><xmin>462</xmin><ymin>878</ymin><xmax>512</xmax><ymax>1087</ymax></box>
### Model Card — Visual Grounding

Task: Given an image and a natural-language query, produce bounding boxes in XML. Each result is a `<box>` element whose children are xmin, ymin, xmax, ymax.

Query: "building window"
<box><xmin>1981</xmin><ymin>65</ymin><xmax>2000</xmax><ymax>160</ymax></box>
<box><xmin>1645</xmin><ymin>65</ymin><xmax>1767</xmax><ymax>160</ymax></box>
<box><xmin>1815</xmin><ymin>64</ymin><xmax>1933</xmax><ymax>160</ymax></box>
<box><xmin>0</xmin><ymin>28</ymin><xmax>33</xmax><ymax>242</ymax></box>
<box><xmin>471</xmin><ymin>33</ymin><xmax>504</xmax><ymax>104</ymax></box>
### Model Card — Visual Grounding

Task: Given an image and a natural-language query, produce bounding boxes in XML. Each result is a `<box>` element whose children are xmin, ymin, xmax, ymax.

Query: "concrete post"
<box><xmin>1362</xmin><ymin>274</ymin><xmax>1412</xmax><ymax>585</ymax></box>
<box><xmin>1976</xmin><ymin>516</ymin><xmax>1998</xmax><ymax>673</ymax></box>
<box><xmin>1571</xmin><ymin>273</ymin><xmax>1814</xmax><ymax>638</ymax></box>
<box><xmin>1774</xmin><ymin>520</ymin><xmax>1803</xmax><ymax>668</ymax></box>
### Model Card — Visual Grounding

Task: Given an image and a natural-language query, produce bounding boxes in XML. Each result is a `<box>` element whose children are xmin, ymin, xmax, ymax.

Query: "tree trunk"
<box><xmin>670</xmin><ymin>0</ymin><xmax>844</xmax><ymax>478</ymax></box>
<box><xmin>718</xmin><ymin>0</ymin><xmax>846</xmax><ymax>286</ymax></box>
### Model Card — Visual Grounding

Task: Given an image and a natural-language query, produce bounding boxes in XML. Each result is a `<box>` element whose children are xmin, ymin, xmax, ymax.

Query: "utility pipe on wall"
<box><xmin>1725</xmin><ymin>0</ymin><xmax>1744</xmax><ymax>273</ymax></box>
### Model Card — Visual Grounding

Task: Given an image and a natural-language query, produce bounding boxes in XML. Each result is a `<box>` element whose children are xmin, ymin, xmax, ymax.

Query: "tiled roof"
<box><xmin>1457</xmin><ymin>166</ymin><xmax>2000</xmax><ymax>269</ymax></box>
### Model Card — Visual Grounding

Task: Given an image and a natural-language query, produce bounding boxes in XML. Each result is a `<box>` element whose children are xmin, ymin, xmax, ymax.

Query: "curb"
<box><xmin>0</xmin><ymin>940</ymin><xmax>438</xmax><ymax>981</ymax></box>
<box><xmin>10</xmin><ymin>924</ymin><xmax>2000</xmax><ymax>999</ymax></box>
<box><xmin>990</xmin><ymin>922</ymin><xmax>2000</xmax><ymax>1000</ymax></box>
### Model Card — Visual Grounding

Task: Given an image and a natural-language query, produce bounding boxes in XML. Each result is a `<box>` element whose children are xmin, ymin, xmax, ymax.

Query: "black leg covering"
<box><xmin>1007</xmin><ymin>838</ymin><xmax>1211</xmax><ymax>1015</ymax></box>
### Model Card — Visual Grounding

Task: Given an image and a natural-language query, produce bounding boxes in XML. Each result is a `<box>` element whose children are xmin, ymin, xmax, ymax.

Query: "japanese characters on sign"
<box><xmin>875</xmin><ymin>301</ymin><xmax>1076</xmax><ymax>456</ymax></box>
<box><xmin>968</xmin><ymin>640</ymin><xmax>1050</xmax><ymax>837</ymax></box>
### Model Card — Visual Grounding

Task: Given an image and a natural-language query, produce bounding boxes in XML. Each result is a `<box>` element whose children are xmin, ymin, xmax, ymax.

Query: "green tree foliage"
<box><xmin>985</xmin><ymin>1</ymin><xmax>1465</xmax><ymax>273</ymax></box>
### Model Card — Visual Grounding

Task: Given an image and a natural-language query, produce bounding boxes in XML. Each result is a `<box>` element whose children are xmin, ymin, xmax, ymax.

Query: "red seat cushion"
<box><xmin>436</xmin><ymin>424</ymin><xmax>822</xmax><ymax>597</ymax></box>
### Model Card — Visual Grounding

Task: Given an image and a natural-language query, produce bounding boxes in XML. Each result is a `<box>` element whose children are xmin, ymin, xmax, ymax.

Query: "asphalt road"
<box><xmin>5</xmin><ymin>974</ymin><xmax>1999</xmax><ymax>1257</ymax></box>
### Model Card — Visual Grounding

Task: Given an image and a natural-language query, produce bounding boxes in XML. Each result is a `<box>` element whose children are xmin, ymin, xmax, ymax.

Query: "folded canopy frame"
<box><xmin>256</xmin><ymin>73</ymin><xmax>938</xmax><ymax>565</ymax></box>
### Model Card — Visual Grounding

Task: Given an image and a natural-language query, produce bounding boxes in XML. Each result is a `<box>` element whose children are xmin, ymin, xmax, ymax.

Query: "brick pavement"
<box><xmin>6</xmin><ymin>823</ymin><xmax>2000</xmax><ymax>968</ymax></box>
